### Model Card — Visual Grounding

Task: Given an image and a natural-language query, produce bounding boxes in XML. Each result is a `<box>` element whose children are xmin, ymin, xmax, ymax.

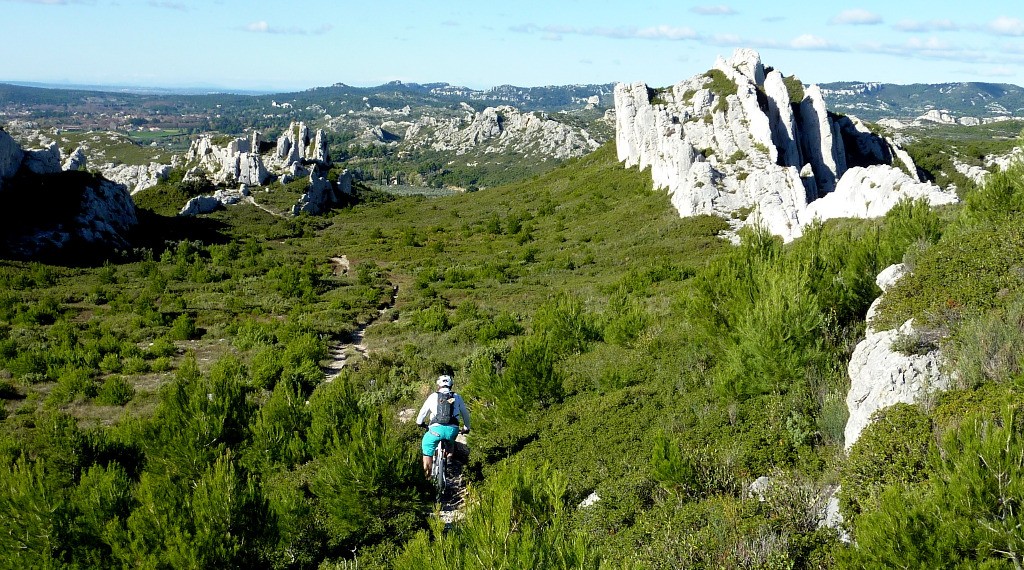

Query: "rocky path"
<box><xmin>438</xmin><ymin>436</ymin><xmax>471</xmax><ymax>526</ymax></box>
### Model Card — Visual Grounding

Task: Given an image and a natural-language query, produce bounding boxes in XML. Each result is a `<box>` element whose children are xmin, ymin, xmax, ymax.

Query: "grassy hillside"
<box><xmin>1</xmin><ymin>141</ymin><xmax>1023</xmax><ymax>568</ymax></box>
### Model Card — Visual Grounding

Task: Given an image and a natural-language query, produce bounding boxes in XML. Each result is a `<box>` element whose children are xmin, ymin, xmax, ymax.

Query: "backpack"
<box><xmin>434</xmin><ymin>391</ymin><xmax>457</xmax><ymax>425</ymax></box>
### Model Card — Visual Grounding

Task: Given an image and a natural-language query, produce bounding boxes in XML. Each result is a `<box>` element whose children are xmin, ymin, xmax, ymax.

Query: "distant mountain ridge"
<box><xmin>819</xmin><ymin>81</ymin><xmax>1024</xmax><ymax>123</ymax></box>
<box><xmin>0</xmin><ymin>81</ymin><xmax>616</xmax><ymax>115</ymax></box>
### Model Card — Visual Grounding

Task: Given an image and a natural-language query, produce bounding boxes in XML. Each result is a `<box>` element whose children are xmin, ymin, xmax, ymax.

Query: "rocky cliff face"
<box><xmin>0</xmin><ymin>128</ymin><xmax>137</xmax><ymax>256</ymax></box>
<box><xmin>615</xmin><ymin>49</ymin><xmax>958</xmax><ymax>241</ymax></box>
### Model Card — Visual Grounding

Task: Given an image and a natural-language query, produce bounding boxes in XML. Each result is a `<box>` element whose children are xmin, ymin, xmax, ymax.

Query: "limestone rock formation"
<box><xmin>22</xmin><ymin>142</ymin><xmax>62</xmax><ymax>175</ymax></box>
<box><xmin>844</xmin><ymin>264</ymin><xmax>949</xmax><ymax>449</ymax></box>
<box><xmin>101</xmin><ymin>162</ymin><xmax>174</xmax><ymax>195</ymax></box>
<box><xmin>0</xmin><ymin>129</ymin><xmax>24</xmax><ymax>190</ymax></box>
<box><xmin>179</xmin><ymin>185</ymin><xmax>251</xmax><ymax>216</ymax></box>
<box><xmin>185</xmin><ymin>122</ymin><xmax>330</xmax><ymax>188</ymax></box>
<box><xmin>291</xmin><ymin>169</ymin><xmax>352</xmax><ymax>215</ymax></box>
<box><xmin>614</xmin><ymin>49</ymin><xmax>958</xmax><ymax>241</ymax></box>
<box><xmin>374</xmin><ymin>105</ymin><xmax>601</xmax><ymax>160</ymax></box>
<box><xmin>72</xmin><ymin>178</ymin><xmax>139</xmax><ymax>246</ymax></box>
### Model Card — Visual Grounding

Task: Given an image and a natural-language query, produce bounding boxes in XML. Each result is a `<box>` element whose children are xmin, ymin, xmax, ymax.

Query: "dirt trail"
<box><xmin>244</xmin><ymin>195</ymin><xmax>288</xmax><ymax>218</ymax></box>
<box><xmin>322</xmin><ymin>273</ymin><xmax>397</xmax><ymax>382</ymax></box>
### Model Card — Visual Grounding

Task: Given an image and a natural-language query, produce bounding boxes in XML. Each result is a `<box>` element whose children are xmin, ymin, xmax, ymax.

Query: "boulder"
<box><xmin>179</xmin><ymin>195</ymin><xmax>222</xmax><ymax>216</ymax></box>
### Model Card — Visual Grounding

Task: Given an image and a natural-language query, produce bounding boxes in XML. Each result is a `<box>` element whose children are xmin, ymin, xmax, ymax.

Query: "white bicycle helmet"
<box><xmin>436</xmin><ymin>374</ymin><xmax>453</xmax><ymax>389</ymax></box>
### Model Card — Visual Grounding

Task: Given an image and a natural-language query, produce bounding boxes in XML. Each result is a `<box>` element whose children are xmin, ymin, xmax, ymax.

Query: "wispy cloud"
<box><xmin>859</xmin><ymin>37</ymin><xmax>992</xmax><ymax>64</ymax></box>
<box><xmin>830</xmin><ymin>9</ymin><xmax>882</xmax><ymax>26</ymax></box>
<box><xmin>242</xmin><ymin>21</ymin><xmax>333</xmax><ymax>35</ymax></box>
<box><xmin>893</xmin><ymin>19</ymin><xmax>962</xmax><ymax>32</ymax></box>
<box><xmin>510</xmin><ymin>23</ymin><xmax>697</xmax><ymax>41</ymax></box>
<box><xmin>148</xmin><ymin>1</ymin><xmax>185</xmax><ymax>10</ymax></box>
<box><xmin>989</xmin><ymin>16</ymin><xmax>1024</xmax><ymax>36</ymax></box>
<box><xmin>690</xmin><ymin>5</ymin><xmax>736</xmax><ymax>16</ymax></box>
<box><xmin>791</xmin><ymin>34</ymin><xmax>840</xmax><ymax>50</ymax></box>
<box><xmin>0</xmin><ymin>0</ymin><xmax>92</xmax><ymax>4</ymax></box>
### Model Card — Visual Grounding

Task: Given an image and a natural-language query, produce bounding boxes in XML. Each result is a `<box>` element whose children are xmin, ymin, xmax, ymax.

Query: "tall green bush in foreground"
<box><xmin>843</xmin><ymin>409</ymin><xmax>1024</xmax><ymax>568</ymax></box>
<box><xmin>393</xmin><ymin>462</ymin><xmax>598</xmax><ymax>570</ymax></box>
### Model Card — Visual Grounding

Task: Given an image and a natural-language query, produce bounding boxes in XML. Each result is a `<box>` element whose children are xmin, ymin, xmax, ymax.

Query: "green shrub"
<box><xmin>122</xmin><ymin>356</ymin><xmax>149</xmax><ymax>374</ymax></box>
<box><xmin>839</xmin><ymin>403</ymin><xmax>932</xmax><ymax>520</ymax></box>
<box><xmin>168</xmin><ymin>314</ymin><xmax>199</xmax><ymax>341</ymax></box>
<box><xmin>50</xmin><ymin>367</ymin><xmax>98</xmax><ymax>405</ymax></box>
<box><xmin>146</xmin><ymin>337</ymin><xmax>177</xmax><ymax>359</ymax></box>
<box><xmin>476</xmin><ymin>310</ymin><xmax>523</xmax><ymax>342</ymax></box>
<box><xmin>310</xmin><ymin>413</ymin><xmax>430</xmax><ymax>549</ymax></box>
<box><xmin>532</xmin><ymin>294</ymin><xmax>599</xmax><ymax>356</ymax></box>
<box><xmin>944</xmin><ymin>298</ymin><xmax>1024</xmax><ymax>389</ymax></box>
<box><xmin>96</xmin><ymin>376</ymin><xmax>135</xmax><ymax>406</ymax></box>
<box><xmin>393</xmin><ymin>462</ymin><xmax>597</xmax><ymax>570</ymax></box>
<box><xmin>411</xmin><ymin>303</ymin><xmax>450</xmax><ymax>332</ymax></box>
<box><xmin>99</xmin><ymin>352</ymin><xmax>122</xmax><ymax>374</ymax></box>
<box><xmin>843</xmin><ymin>409</ymin><xmax>1024</xmax><ymax>568</ymax></box>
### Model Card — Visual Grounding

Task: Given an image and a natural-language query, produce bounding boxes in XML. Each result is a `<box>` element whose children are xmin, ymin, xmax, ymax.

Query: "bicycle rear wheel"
<box><xmin>432</xmin><ymin>442</ymin><xmax>447</xmax><ymax>498</ymax></box>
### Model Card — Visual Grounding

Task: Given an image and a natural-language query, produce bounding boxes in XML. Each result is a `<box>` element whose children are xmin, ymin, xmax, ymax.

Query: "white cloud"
<box><xmin>893</xmin><ymin>19</ymin><xmax>961</xmax><ymax>32</ymax></box>
<box><xmin>510</xmin><ymin>23</ymin><xmax>697</xmax><ymax>41</ymax></box>
<box><xmin>245</xmin><ymin>20</ymin><xmax>269</xmax><ymax>33</ymax></box>
<box><xmin>989</xmin><ymin>16</ymin><xmax>1024</xmax><ymax>36</ymax></box>
<box><xmin>830</xmin><ymin>9</ymin><xmax>882</xmax><ymax>26</ymax></box>
<box><xmin>148</xmin><ymin>1</ymin><xmax>185</xmax><ymax>10</ymax></box>
<box><xmin>690</xmin><ymin>5</ymin><xmax>736</xmax><ymax>16</ymax></box>
<box><xmin>791</xmin><ymin>34</ymin><xmax>836</xmax><ymax>50</ymax></box>
<box><xmin>242</xmin><ymin>21</ymin><xmax>332</xmax><ymax>35</ymax></box>
<box><xmin>635</xmin><ymin>25</ymin><xmax>699</xmax><ymax>40</ymax></box>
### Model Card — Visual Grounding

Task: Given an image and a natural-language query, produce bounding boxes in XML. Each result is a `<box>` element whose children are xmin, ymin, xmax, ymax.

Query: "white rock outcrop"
<box><xmin>73</xmin><ymin>178</ymin><xmax>138</xmax><ymax>246</ymax></box>
<box><xmin>369</xmin><ymin>105</ymin><xmax>601</xmax><ymax>161</ymax></box>
<box><xmin>100</xmin><ymin>162</ymin><xmax>174</xmax><ymax>194</ymax></box>
<box><xmin>22</xmin><ymin>142</ymin><xmax>62</xmax><ymax>175</ymax></box>
<box><xmin>614</xmin><ymin>49</ymin><xmax>959</xmax><ymax>241</ymax></box>
<box><xmin>291</xmin><ymin>169</ymin><xmax>352</xmax><ymax>215</ymax></box>
<box><xmin>62</xmin><ymin>147</ymin><xmax>88</xmax><ymax>171</ymax></box>
<box><xmin>179</xmin><ymin>195</ymin><xmax>222</xmax><ymax>216</ymax></box>
<box><xmin>185</xmin><ymin>122</ymin><xmax>330</xmax><ymax>188</ymax></box>
<box><xmin>0</xmin><ymin>129</ymin><xmax>24</xmax><ymax>190</ymax></box>
<box><xmin>844</xmin><ymin>264</ymin><xmax>949</xmax><ymax>449</ymax></box>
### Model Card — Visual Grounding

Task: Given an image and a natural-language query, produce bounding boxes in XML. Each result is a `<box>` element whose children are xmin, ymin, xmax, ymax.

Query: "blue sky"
<box><xmin>1</xmin><ymin>0</ymin><xmax>1023</xmax><ymax>92</ymax></box>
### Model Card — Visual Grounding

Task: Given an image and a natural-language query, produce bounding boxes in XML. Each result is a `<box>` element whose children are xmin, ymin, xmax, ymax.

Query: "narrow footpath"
<box><xmin>322</xmin><ymin>257</ymin><xmax>398</xmax><ymax>382</ymax></box>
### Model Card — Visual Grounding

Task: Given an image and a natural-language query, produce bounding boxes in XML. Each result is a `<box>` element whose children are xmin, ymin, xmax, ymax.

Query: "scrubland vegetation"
<box><xmin>2</xmin><ymin>141</ymin><xmax>1023</xmax><ymax>568</ymax></box>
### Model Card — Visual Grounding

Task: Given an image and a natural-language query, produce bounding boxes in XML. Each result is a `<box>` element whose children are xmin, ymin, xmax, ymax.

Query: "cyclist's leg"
<box><xmin>422</xmin><ymin>430</ymin><xmax>440</xmax><ymax>478</ymax></box>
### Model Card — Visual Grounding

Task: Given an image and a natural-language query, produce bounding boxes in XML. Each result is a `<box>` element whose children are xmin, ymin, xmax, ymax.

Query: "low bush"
<box><xmin>839</xmin><ymin>403</ymin><xmax>932</xmax><ymax>520</ymax></box>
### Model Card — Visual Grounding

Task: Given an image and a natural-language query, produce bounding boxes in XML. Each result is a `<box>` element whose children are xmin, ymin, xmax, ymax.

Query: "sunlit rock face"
<box><xmin>614</xmin><ymin>48</ymin><xmax>957</xmax><ymax>241</ymax></box>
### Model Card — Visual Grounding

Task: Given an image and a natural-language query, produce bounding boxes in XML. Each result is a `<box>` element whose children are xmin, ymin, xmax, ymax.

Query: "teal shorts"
<box><xmin>421</xmin><ymin>424</ymin><xmax>459</xmax><ymax>456</ymax></box>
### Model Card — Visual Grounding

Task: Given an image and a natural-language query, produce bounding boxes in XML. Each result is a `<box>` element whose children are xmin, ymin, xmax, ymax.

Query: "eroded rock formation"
<box><xmin>185</xmin><ymin>121</ymin><xmax>331</xmax><ymax>187</ymax></box>
<box><xmin>615</xmin><ymin>49</ymin><xmax>958</xmax><ymax>241</ymax></box>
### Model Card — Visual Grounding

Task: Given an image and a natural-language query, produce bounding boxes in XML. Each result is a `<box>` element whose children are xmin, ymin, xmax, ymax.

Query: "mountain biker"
<box><xmin>416</xmin><ymin>374</ymin><xmax>470</xmax><ymax>479</ymax></box>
